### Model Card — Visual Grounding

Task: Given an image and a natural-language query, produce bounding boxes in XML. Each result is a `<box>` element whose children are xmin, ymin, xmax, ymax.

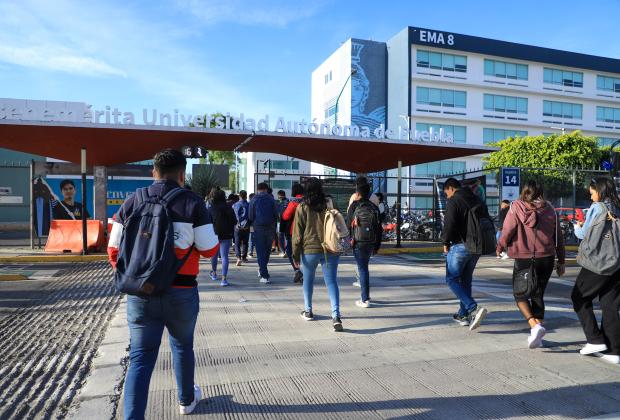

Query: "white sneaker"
<box><xmin>468</xmin><ymin>306</ymin><xmax>488</xmax><ymax>331</ymax></box>
<box><xmin>257</xmin><ymin>269</ymin><xmax>261</xmax><ymax>278</ymax></box>
<box><xmin>355</xmin><ymin>300</ymin><xmax>370</xmax><ymax>308</ymax></box>
<box><xmin>594</xmin><ymin>353</ymin><xmax>620</xmax><ymax>364</ymax></box>
<box><xmin>500</xmin><ymin>252</ymin><xmax>509</xmax><ymax>260</ymax></box>
<box><xmin>259</xmin><ymin>277</ymin><xmax>271</xmax><ymax>284</ymax></box>
<box><xmin>527</xmin><ymin>324</ymin><xmax>546</xmax><ymax>349</ymax></box>
<box><xmin>580</xmin><ymin>343</ymin><xmax>608</xmax><ymax>355</ymax></box>
<box><xmin>179</xmin><ymin>384</ymin><xmax>202</xmax><ymax>415</ymax></box>
<box><xmin>279</xmin><ymin>252</ymin><xmax>286</xmax><ymax>257</ymax></box>
<box><xmin>352</xmin><ymin>281</ymin><xmax>360</xmax><ymax>287</ymax></box>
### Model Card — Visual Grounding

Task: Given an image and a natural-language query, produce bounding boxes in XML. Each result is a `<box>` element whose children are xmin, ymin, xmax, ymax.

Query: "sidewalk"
<box><xmin>74</xmin><ymin>255</ymin><xmax>620</xmax><ymax>419</ymax></box>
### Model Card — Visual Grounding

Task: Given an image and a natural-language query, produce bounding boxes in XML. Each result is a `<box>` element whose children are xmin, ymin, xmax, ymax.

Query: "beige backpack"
<box><xmin>322</xmin><ymin>198</ymin><xmax>350</xmax><ymax>254</ymax></box>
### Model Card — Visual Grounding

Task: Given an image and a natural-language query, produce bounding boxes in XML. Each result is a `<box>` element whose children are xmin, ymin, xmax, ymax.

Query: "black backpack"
<box><xmin>464</xmin><ymin>201</ymin><xmax>496</xmax><ymax>255</ymax></box>
<box><xmin>115</xmin><ymin>187</ymin><xmax>193</xmax><ymax>296</ymax></box>
<box><xmin>353</xmin><ymin>201</ymin><xmax>379</xmax><ymax>244</ymax></box>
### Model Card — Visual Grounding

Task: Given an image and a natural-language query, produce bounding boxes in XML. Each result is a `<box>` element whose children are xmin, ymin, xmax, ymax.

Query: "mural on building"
<box><xmin>351</xmin><ymin>40</ymin><xmax>387</xmax><ymax>192</ymax></box>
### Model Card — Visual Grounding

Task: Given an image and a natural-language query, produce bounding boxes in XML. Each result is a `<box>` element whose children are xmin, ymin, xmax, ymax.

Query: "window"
<box><xmin>543</xmin><ymin>67</ymin><xmax>583</xmax><ymax>88</ymax></box>
<box><xmin>324</xmin><ymin>105</ymin><xmax>336</xmax><ymax>118</ymax></box>
<box><xmin>324</xmin><ymin>71</ymin><xmax>332</xmax><ymax>84</ymax></box>
<box><xmin>415</xmin><ymin>197</ymin><xmax>433</xmax><ymax>209</ymax></box>
<box><xmin>416</xmin><ymin>49</ymin><xmax>467</xmax><ymax>72</ymax></box>
<box><xmin>415</xmin><ymin>161</ymin><xmax>466</xmax><ymax>176</ymax></box>
<box><xmin>596</xmin><ymin>106</ymin><xmax>620</xmax><ymax>124</ymax></box>
<box><xmin>270</xmin><ymin>160</ymin><xmax>300</xmax><ymax>170</ymax></box>
<box><xmin>415</xmin><ymin>123</ymin><xmax>466</xmax><ymax>144</ymax></box>
<box><xmin>270</xmin><ymin>180</ymin><xmax>293</xmax><ymax>190</ymax></box>
<box><xmin>416</xmin><ymin>87</ymin><xmax>467</xmax><ymax>108</ymax></box>
<box><xmin>598</xmin><ymin>137</ymin><xmax>620</xmax><ymax>147</ymax></box>
<box><xmin>483</xmin><ymin>128</ymin><xmax>527</xmax><ymax>144</ymax></box>
<box><xmin>484</xmin><ymin>59</ymin><xmax>528</xmax><ymax>80</ymax></box>
<box><xmin>543</xmin><ymin>100</ymin><xmax>582</xmax><ymax>119</ymax></box>
<box><xmin>597</xmin><ymin>75</ymin><xmax>620</xmax><ymax>93</ymax></box>
<box><xmin>483</xmin><ymin>94</ymin><xmax>528</xmax><ymax>114</ymax></box>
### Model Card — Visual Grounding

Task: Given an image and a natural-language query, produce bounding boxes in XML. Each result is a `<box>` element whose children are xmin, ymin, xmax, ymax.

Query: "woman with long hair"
<box><xmin>292</xmin><ymin>177</ymin><xmax>343</xmax><ymax>331</ymax></box>
<box><xmin>497</xmin><ymin>180</ymin><xmax>565</xmax><ymax>348</ymax></box>
<box><xmin>209</xmin><ymin>189</ymin><xmax>237</xmax><ymax>287</ymax></box>
<box><xmin>572</xmin><ymin>176</ymin><xmax>620</xmax><ymax>364</ymax></box>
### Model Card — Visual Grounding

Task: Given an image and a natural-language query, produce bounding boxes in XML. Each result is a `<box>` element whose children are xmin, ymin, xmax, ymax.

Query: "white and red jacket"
<box><xmin>107</xmin><ymin>180</ymin><xmax>219</xmax><ymax>287</ymax></box>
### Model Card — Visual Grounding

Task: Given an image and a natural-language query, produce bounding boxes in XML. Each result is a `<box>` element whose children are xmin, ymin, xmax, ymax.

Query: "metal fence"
<box><xmin>255</xmin><ymin>166</ymin><xmax>614</xmax><ymax>245</ymax></box>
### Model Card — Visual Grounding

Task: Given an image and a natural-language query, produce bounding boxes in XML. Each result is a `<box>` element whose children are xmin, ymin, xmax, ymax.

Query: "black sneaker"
<box><xmin>301</xmin><ymin>310</ymin><xmax>314</xmax><ymax>321</ymax></box>
<box><xmin>452</xmin><ymin>313</ymin><xmax>470</xmax><ymax>327</ymax></box>
<box><xmin>332</xmin><ymin>317</ymin><xmax>343</xmax><ymax>332</ymax></box>
<box><xmin>468</xmin><ymin>306</ymin><xmax>488</xmax><ymax>331</ymax></box>
<box><xmin>293</xmin><ymin>270</ymin><xmax>303</xmax><ymax>284</ymax></box>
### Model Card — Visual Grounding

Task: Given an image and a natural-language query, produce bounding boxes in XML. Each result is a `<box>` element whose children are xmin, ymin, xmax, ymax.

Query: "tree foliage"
<box><xmin>484</xmin><ymin>131</ymin><xmax>604</xmax><ymax>202</ymax></box>
<box><xmin>186</xmin><ymin>166</ymin><xmax>220</xmax><ymax>199</ymax></box>
<box><xmin>484</xmin><ymin>131</ymin><xmax>601</xmax><ymax>172</ymax></box>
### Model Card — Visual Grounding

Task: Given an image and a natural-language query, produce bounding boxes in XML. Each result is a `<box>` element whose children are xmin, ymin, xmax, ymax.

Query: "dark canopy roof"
<box><xmin>0</xmin><ymin>121</ymin><xmax>496</xmax><ymax>172</ymax></box>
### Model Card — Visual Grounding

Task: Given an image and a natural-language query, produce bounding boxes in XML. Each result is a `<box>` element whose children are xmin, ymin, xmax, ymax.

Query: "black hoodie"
<box><xmin>441</xmin><ymin>188</ymin><xmax>491</xmax><ymax>247</ymax></box>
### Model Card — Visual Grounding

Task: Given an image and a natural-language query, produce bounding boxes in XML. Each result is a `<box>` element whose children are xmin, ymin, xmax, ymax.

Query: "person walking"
<box><xmin>292</xmin><ymin>177</ymin><xmax>343</xmax><ymax>331</ymax></box>
<box><xmin>233</xmin><ymin>190</ymin><xmax>250</xmax><ymax>266</ymax></box>
<box><xmin>496</xmin><ymin>180</ymin><xmax>565</xmax><ymax>348</ymax></box>
<box><xmin>248</xmin><ymin>192</ymin><xmax>256</xmax><ymax>258</ymax></box>
<box><xmin>496</xmin><ymin>199</ymin><xmax>510</xmax><ymax>259</ymax></box>
<box><xmin>347</xmin><ymin>182</ymin><xmax>382</xmax><ymax>308</ymax></box>
<box><xmin>209</xmin><ymin>190</ymin><xmax>237</xmax><ymax>287</ymax></box>
<box><xmin>249</xmin><ymin>183</ymin><xmax>278</xmax><ymax>284</ymax></box>
<box><xmin>276</xmin><ymin>190</ymin><xmax>290</xmax><ymax>257</ymax></box>
<box><xmin>282</xmin><ymin>183</ymin><xmax>304</xmax><ymax>284</ymax></box>
<box><xmin>442</xmin><ymin>178</ymin><xmax>489</xmax><ymax>331</ymax></box>
<box><xmin>571</xmin><ymin>176</ymin><xmax>620</xmax><ymax>364</ymax></box>
<box><xmin>107</xmin><ymin>149</ymin><xmax>219</xmax><ymax>418</ymax></box>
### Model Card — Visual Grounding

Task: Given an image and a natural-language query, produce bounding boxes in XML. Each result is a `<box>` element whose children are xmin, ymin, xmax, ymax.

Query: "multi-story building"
<box><xmin>311</xmin><ymin>27</ymin><xmax>620</xmax><ymax>208</ymax></box>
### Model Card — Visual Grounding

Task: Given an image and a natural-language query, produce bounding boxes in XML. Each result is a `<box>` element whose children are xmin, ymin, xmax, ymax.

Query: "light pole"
<box><xmin>334</xmin><ymin>68</ymin><xmax>357</xmax><ymax>126</ymax></box>
<box><xmin>549</xmin><ymin>126</ymin><xmax>566</xmax><ymax>135</ymax></box>
<box><xmin>400</xmin><ymin>114</ymin><xmax>412</xmax><ymax>209</ymax></box>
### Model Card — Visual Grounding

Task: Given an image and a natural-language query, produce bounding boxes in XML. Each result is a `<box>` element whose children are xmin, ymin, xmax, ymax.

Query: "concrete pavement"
<box><xmin>72</xmin><ymin>254</ymin><xmax>620</xmax><ymax>419</ymax></box>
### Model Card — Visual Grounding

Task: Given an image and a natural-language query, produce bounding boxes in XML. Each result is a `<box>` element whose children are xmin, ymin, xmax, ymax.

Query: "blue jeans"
<box><xmin>354</xmin><ymin>244</ymin><xmax>374</xmax><ymax>302</ymax></box>
<box><xmin>279</xmin><ymin>232</ymin><xmax>296</xmax><ymax>270</ymax></box>
<box><xmin>446</xmin><ymin>243</ymin><xmax>480</xmax><ymax>317</ymax></box>
<box><xmin>249</xmin><ymin>231</ymin><xmax>255</xmax><ymax>254</ymax></box>
<box><xmin>124</xmin><ymin>287</ymin><xmax>199</xmax><ymax>420</ymax></box>
<box><xmin>254</xmin><ymin>226</ymin><xmax>274</xmax><ymax>279</ymax></box>
<box><xmin>234</xmin><ymin>228</ymin><xmax>249</xmax><ymax>259</ymax></box>
<box><xmin>496</xmin><ymin>230</ymin><xmax>502</xmax><ymax>242</ymax></box>
<box><xmin>211</xmin><ymin>239</ymin><xmax>232</xmax><ymax>277</ymax></box>
<box><xmin>301</xmin><ymin>252</ymin><xmax>340</xmax><ymax>318</ymax></box>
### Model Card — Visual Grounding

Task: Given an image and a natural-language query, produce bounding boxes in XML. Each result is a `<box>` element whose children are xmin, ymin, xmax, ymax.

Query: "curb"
<box><xmin>70</xmin><ymin>298</ymin><xmax>129</xmax><ymax>419</ymax></box>
<box><xmin>0</xmin><ymin>274</ymin><xmax>29</xmax><ymax>281</ymax></box>
<box><xmin>0</xmin><ymin>255</ymin><xmax>108</xmax><ymax>263</ymax></box>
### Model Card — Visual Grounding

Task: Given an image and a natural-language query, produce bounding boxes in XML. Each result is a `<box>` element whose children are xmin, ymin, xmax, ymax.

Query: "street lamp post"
<box><xmin>334</xmin><ymin>68</ymin><xmax>357</xmax><ymax>127</ymax></box>
<box><xmin>400</xmin><ymin>114</ymin><xmax>412</xmax><ymax>209</ymax></box>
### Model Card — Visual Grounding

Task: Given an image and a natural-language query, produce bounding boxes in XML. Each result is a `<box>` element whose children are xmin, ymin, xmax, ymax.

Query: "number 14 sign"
<box><xmin>501</xmin><ymin>167</ymin><xmax>520</xmax><ymax>201</ymax></box>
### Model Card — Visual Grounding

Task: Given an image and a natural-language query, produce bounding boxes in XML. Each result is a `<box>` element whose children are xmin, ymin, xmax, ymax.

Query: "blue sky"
<box><xmin>1</xmin><ymin>0</ymin><xmax>619</xmax><ymax>122</ymax></box>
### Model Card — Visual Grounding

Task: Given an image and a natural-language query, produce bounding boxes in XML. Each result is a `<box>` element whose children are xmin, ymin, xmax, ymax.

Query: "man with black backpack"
<box><xmin>348</xmin><ymin>182</ymin><xmax>382</xmax><ymax>308</ymax></box>
<box><xmin>442</xmin><ymin>178</ymin><xmax>493</xmax><ymax>331</ymax></box>
<box><xmin>107</xmin><ymin>149</ymin><xmax>219</xmax><ymax>418</ymax></box>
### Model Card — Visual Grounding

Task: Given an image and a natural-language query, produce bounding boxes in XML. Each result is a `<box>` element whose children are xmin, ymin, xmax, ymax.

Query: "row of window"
<box><xmin>415</xmin><ymin>161</ymin><xmax>466</xmax><ymax>177</ymax></box>
<box><xmin>416</xmin><ymin>87</ymin><xmax>620</xmax><ymax>122</ymax></box>
<box><xmin>324</xmin><ymin>105</ymin><xmax>336</xmax><ymax>119</ymax></box>
<box><xmin>269</xmin><ymin>160</ymin><xmax>300</xmax><ymax>170</ymax></box>
<box><xmin>415</xmin><ymin>122</ymin><xmax>466</xmax><ymax>144</ymax></box>
<box><xmin>483</xmin><ymin>128</ymin><xmax>527</xmax><ymax>144</ymax></box>
<box><xmin>416</xmin><ymin>87</ymin><xmax>467</xmax><ymax>108</ymax></box>
<box><xmin>415</xmin><ymin>49</ymin><xmax>619</xmax><ymax>92</ymax></box>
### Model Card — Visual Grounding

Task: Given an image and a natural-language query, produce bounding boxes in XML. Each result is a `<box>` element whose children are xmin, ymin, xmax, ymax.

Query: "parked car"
<box><xmin>555</xmin><ymin>207</ymin><xmax>585</xmax><ymax>223</ymax></box>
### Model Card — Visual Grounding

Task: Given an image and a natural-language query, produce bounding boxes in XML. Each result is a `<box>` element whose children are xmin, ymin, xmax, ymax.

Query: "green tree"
<box><xmin>190</xmin><ymin>112</ymin><xmax>238</xmax><ymax>191</ymax></box>
<box><xmin>186</xmin><ymin>165</ymin><xmax>219</xmax><ymax>199</ymax></box>
<box><xmin>484</xmin><ymin>131</ymin><xmax>603</xmax><ymax>201</ymax></box>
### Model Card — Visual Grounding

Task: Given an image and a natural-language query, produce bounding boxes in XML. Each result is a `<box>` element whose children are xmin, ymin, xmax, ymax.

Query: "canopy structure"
<box><xmin>0</xmin><ymin>121</ymin><xmax>496</xmax><ymax>172</ymax></box>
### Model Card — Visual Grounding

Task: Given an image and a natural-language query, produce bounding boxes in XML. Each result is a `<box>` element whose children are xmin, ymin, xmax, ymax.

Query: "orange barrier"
<box><xmin>45</xmin><ymin>220</ymin><xmax>104</xmax><ymax>253</ymax></box>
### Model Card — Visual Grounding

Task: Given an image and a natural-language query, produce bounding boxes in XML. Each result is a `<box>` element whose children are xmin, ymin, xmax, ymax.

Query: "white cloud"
<box><xmin>176</xmin><ymin>0</ymin><xmax>326</xmax><ymax>27</ymax></box>
<box><xmin>0</xmin><ymin>44</ymin><xmax>126</xmax><ymax>77</ymax></box>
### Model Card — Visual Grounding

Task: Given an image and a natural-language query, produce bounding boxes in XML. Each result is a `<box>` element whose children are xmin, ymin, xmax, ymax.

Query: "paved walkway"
<box><xmin>75</xmin><ymin>255</ymin><xmax>620</xmax><ymax>419</ymax></box>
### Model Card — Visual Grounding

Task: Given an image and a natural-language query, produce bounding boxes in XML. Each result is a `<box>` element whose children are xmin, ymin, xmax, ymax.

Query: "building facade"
<box><xmin>311</xmin><ymin>27</ymin><xmax>620</xmax><ymax>207</ymax></box>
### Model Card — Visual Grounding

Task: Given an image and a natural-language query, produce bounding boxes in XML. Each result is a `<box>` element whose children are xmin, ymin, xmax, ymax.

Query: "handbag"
<box><xmin>512</xmin><ymin>222</ymin><xmax>539</xmax><ymax>299</ymax></box>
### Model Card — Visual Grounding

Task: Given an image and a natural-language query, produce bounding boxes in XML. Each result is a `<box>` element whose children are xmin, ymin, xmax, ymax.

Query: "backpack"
<box><xmin>236</xmin><ymin>201</ymin><xmax>249</xmax><ymax>229</ymax></box>
<box><xmin>353</xmin><ymin>201</ymin><xmax>379</xmax><ymax>244</ymax></box>
<box><xmin>577</xmin><ymin>202</ymin><xmax>620</xmax><ymax>275</ymax></box>
<box><xmin>114</xmin><ymin>187</ymin><xmax>193</xmax><ymax>296</ymax></box>
<box><xmin>464</xmin><ymin>200</ymin><xmax>496</xmax><ymax>255</ymax></box>
<box><xmin>322</xmin><ymin>201</ymin><xmax>351</xmax><ymax>254</ymax></box>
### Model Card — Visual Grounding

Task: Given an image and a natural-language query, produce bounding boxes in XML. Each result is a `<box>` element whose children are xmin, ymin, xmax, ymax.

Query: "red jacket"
<box><xmin>497</xmin><ymin>199</ymin><xmax>565</xmax><ymax>264</ymax></box>
<box><xmin>282</xmin><ymin>195</ymin><xmax>303</xmax><ymax>235</ymax></box>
